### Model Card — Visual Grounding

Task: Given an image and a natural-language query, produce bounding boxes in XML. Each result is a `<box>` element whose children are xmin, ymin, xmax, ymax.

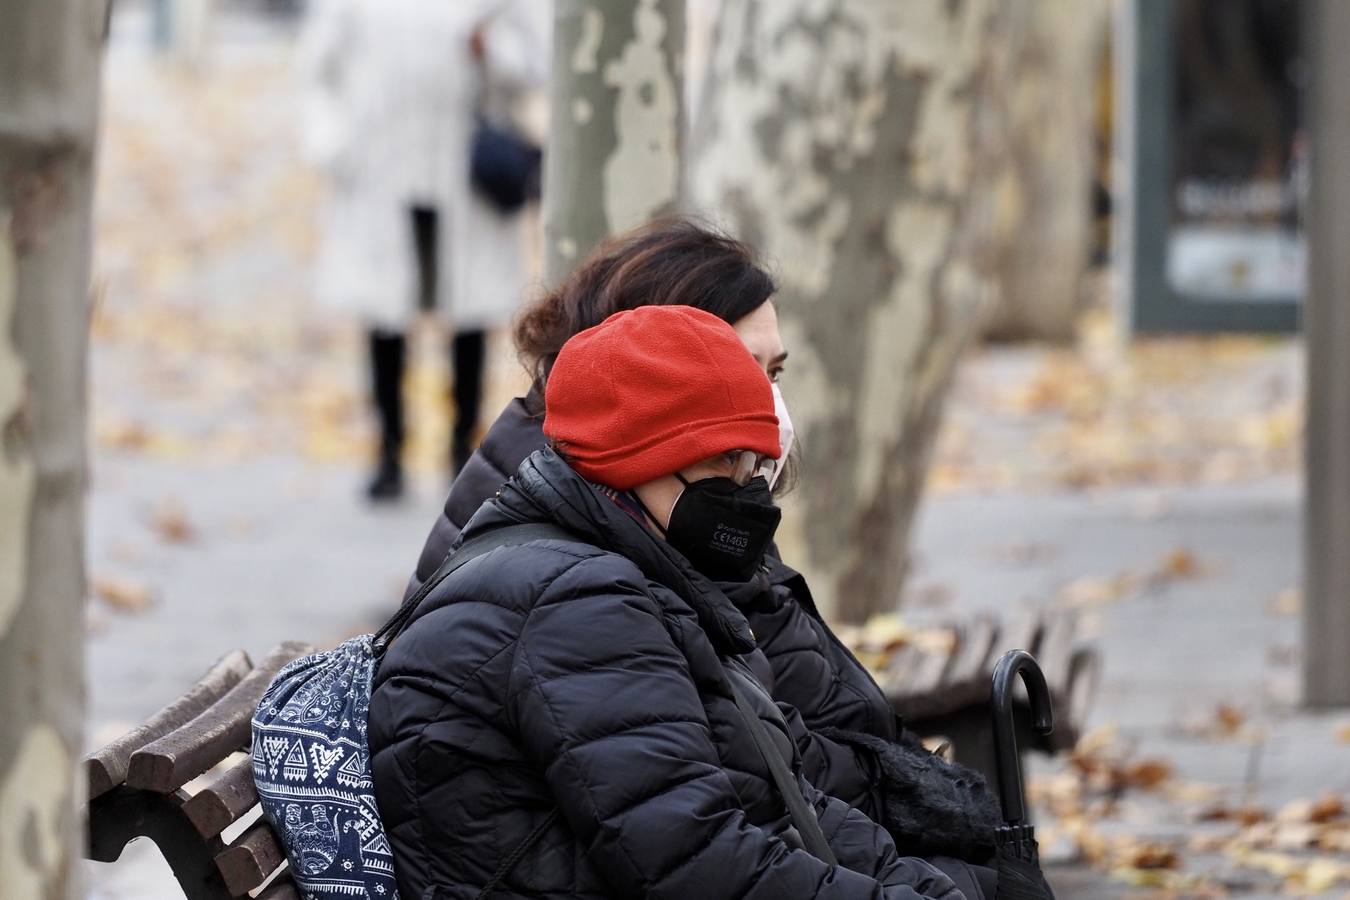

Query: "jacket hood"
<box><xmin>459</xmin><ymin>447</ymin><xmax>757</xmax><ymax>654</ymax></box>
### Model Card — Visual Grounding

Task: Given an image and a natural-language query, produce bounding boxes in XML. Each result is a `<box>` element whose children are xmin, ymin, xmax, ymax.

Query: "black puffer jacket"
<box><xmin>370</xmin><ymin>448</ymin><xmax>967</xmax><ymax>899</ymax></box>
<box><xmin>404</xmin><ymin>399</ymin><xmax>1000</xmax><ymax>862</ymax></box>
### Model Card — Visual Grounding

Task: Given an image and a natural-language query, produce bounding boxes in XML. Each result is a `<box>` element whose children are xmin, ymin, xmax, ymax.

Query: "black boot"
<box><xmin>367</xmin><ymin>329</ymin><xmax>406</xmax><ymax>501</ymax></box>
<box><xmin>450</xmin><ymin>328</ymin><xmax>486</xmax><ymax>476</ymax></box>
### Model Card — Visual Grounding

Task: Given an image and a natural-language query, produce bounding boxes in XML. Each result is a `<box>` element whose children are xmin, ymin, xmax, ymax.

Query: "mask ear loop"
<box><xmin>629</xmin><ymin>475</ymin><xmax>691</xmax><ymax>537</ymax></box>
<box><xmin>631</xmin><ymin>472</ymin><xmax>697</xmax><ymax>536</ymax></box>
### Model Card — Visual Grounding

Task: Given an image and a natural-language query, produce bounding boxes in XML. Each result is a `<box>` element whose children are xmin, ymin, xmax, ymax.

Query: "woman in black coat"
<box><xmin>402</xmin><ymin>219</ymin><xmax>1002</xmax><ymax>866</ymax></box>
<box><xmin>369</xmin><ymin>306</ymin><xmax>971</xmax><ymax>899</ymax></box>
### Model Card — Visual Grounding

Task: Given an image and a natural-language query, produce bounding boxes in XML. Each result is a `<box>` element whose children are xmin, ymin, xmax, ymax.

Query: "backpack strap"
<box><xmin>369</xmin><ymin>522</ymin><xmax>578</xmax><ymax>897</ymax></box>
<box><xmin>372</xmin><ymin>522</ymin><xmax>580</xmax><ymax>658</ymax></box>
<box><xmin>726</xmin><ymin>673</ymin><xmax>839</xmax><ymax>866</ymax></box>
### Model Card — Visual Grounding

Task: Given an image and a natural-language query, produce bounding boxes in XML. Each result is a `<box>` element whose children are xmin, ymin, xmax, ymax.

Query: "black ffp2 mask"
<box><xmin>661</xmin><ymin>474</ymin><xmax>782</xmax><ymax>582</ymax></box>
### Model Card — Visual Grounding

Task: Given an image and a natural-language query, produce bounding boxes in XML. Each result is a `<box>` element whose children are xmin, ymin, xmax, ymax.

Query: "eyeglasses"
<box><xmin>722</xmin><ymin>449</ymin><xmax>777</xmax><ymax>487</ymax></box>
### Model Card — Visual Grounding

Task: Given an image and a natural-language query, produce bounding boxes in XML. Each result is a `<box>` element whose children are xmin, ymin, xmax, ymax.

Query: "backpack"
<box><xmin>251</xmin><ymin>523</ymin><xmax>572</xmax><ymax>900</ymax></box>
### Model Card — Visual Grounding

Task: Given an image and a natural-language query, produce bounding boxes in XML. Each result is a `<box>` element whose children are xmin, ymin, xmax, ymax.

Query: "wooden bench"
<box><xmin>84</xmin><ymin>613</ymin><xmax>1095</xmax><ymax>897</ymax></box>
<box><xmin>84</xmin><ymin>642</ymin><xmax>313</xmax><ymax>900</ymax></box>
<box><xmin>877</xmin><ymin>609</ymin><xmax>1100</xmax><ymax>783</ymax></box>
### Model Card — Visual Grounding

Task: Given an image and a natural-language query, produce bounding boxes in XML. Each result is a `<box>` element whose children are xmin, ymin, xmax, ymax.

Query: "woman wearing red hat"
<box><xmin>368</xmin><ymin>305</ymin><xmax>973</xmax><ymax>899</ymax></box>
<box><xmin>399</xmin><ymin>219</ymin><xmax>1004</xmax><ymax>879</ymax></box>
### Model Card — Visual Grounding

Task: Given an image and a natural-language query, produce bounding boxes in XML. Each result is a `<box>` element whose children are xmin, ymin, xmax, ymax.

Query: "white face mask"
<box><xmin>770</xmin><ymin>383</ymin><xmax>795</xmax><ymax>488</ymax></box>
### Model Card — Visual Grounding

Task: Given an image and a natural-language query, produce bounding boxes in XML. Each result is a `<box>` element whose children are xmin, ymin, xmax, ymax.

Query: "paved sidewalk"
<box><xmin>904</xmin><ymin>477</ymin><xmax>1350</xmax><ymax>897</ymax></box>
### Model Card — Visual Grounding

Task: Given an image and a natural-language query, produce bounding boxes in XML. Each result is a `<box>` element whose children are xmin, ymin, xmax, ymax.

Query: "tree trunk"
<box><xmin>981</xmin><ymin>0</ymin><xmax>1108</xmax><ymax>343</ymax></box>
<box><xmin>691</xmin><ymin>0</ymin><xmax>1002</xmax><ymax>623</ymax></box>
<box><xmin>542</xmin><ymin>0</ymin><xmax>685</xmax><ymax>284</ymax></box>
<box><xmin>0</xmin><ymin>2</ymin><xmax>103</xmax><ymax>896</ymax></box>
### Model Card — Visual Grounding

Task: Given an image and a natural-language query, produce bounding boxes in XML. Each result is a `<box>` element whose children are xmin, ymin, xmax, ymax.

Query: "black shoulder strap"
<box><xmin>726</xmin><ymin>676</ymin><xmax>839</xmax><ymax>866</ymax></box>
<box><xmin>372</xmin><ymin>522</ymin><xmax>579</xmax><ymax>658</ymax></box>
<box><xmin>372</xmin><ymin>521</ymin><xmax>577</xmax><ymax>896</ymax></box>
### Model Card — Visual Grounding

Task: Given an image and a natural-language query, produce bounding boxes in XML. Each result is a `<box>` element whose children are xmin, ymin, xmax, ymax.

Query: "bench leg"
<box><xmin>87</xmin><ymin>786</ymin><xmax>235</xmax><ymax>900</ymax></box>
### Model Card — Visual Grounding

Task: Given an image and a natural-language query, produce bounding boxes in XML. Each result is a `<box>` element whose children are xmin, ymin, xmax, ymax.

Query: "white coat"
<box><xmin>299</xmin><ymin>0</ymin><xmax>549</xmax><ymax>331</ymax></box>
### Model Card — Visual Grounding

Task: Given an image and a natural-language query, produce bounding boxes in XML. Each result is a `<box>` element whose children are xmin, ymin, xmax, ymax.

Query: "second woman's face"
<box><xmin>732</xmin><ymin>300</ymin><xmax>788</xmax><ymax>384</ymax></box>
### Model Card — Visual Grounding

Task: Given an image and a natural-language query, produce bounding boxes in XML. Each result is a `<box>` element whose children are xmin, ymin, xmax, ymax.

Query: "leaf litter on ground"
<box><xmin>1028</xmin><ymin>725</ymin><xmax>1350</xmax><ymax>895</ymax></box>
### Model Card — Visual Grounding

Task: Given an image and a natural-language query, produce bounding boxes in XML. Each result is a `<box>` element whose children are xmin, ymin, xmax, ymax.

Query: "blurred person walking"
<box><xmin>299</xmin><ymin>0</ymin><xmax>547</xmax><ymax>501</ymax></box>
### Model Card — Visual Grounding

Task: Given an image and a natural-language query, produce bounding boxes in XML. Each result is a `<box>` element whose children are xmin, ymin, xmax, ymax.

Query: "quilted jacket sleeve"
<box><xmin>811</xmin><ymin>783</ymin><xmax>975</xmax><ymax>900</ymax></box>
<box><xmin>509</xmin><ymin>557</ymin><xmax>966</xmax><ymax>900</ymax></box>
<box><xmin>779</xmin><ymin>700</ymin><xmax>884</xmax><ymax>815</ymax></box>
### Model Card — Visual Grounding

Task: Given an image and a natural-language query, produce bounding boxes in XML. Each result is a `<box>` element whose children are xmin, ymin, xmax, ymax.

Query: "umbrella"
<box><xmin>989</xmin><ymin>649</ymin><xmax>1058</xmax><ymax>900</ymax></box>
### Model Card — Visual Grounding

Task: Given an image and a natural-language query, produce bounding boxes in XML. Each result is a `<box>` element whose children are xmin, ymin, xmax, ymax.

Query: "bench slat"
<box><xmin>944</xmin><ymin>614</ymin><xmax>999</xmax><ymax>692</ymax></box>
<box><xmin>215</xmin><ymin>820</ymin><xmax>286</xmax><ymax>896</ymax></box>
<box><xmin>1065</xmin><ymin>644</ymin><xmax>1101</xmax><ymax>733</ymax></box>
<box><xmin>183</xmin><ymin>756</ymin><xmax>259</xmax><ymax>839</ymax></box>
<box><xmin>893</xmin><ymin>616</ymin><xmax>999</xmax><ymax>721</ymax></box>
<box><xmin>907</xmin><ymin>623</ymin><xmax>961</xmax><ymax>701</ymax></box>
<box><xmin>87</xmin><ymin>650</ymin><xmax>254</xmax><ymax>800</ymax></box>
<box><xmin>876</xmin><ymin>644</ymin><xmax>918</xmax><ymax>699</ymax></box>
<box><xmin>127</xmin><ymin>642</ymin><xmax>313</xmax><ymax>794</ymax></box>
<box><xmin>999</xmin><ymin>614</ymin><xmax>1045</xmax><ymax>660</ymax></box>
<box><xmin>1036</xmin><ymin>609</ymin><xmax>1079</xmax><ymax>698</ymax></box>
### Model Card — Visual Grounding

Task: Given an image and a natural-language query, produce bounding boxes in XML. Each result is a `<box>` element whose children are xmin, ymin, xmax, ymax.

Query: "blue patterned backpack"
<box><xmin>252</xmin><ymin>636</ymin><xmax>398</xmax><ymax>898</ymax></box>
<box><xmin>251</xmin><ymin>523</ymin><xmax>570</xmax><ymax>900</ymax></box>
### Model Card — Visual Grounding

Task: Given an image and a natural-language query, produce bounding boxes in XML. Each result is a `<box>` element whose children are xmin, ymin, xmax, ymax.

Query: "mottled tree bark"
<box><xmin>542</xmin><ymin>0</ymin><xmax>685</xmax><ymax>284</ymax></box>
<box><xmin>0</xmin><ymin>1</ymin><xmax>103</xmax><ymax>896</ymax></box>
<box><xmin>691</xmin><ymin>0</ymin><xmax>1001</xmax><ymax>623</ymax></box>
<box><xmin>981</xmin><ymin>0</ymin><xmax>1108</xmax><ymax>342</ymax></box>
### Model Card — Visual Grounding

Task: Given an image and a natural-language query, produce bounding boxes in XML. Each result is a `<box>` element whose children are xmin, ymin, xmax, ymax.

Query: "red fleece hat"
<box><xmin>543</xmin><ymin>305</ymin><xmax>781</xmax><ymax>489</ymax></box>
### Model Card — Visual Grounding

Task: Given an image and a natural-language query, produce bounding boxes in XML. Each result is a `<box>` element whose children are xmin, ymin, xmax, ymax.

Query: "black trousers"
<box><xmin>368</xmin><ymin>206</ymin><xmax>487</xmax><ymax>465</ymax></box>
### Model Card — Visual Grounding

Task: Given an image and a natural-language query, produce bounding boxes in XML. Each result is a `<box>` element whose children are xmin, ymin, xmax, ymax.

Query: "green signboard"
<box><xmin>1126</xmin><ymin>0</ymin><xmax>1303</xmax><ymax>332</ymax></box>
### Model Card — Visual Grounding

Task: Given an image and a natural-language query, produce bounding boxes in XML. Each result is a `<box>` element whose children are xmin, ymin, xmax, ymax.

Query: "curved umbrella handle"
<box><xmin>990</xmin><ymin>649</ymin><xmax>1055</xmax><ymax>826</ymax></box>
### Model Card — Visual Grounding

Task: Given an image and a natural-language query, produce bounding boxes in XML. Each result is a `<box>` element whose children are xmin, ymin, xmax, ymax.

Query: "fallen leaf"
<box><xmin>1271</xmin><ymin>822</ymin><xmax>1319</xmax><ymax>850</ymax></box>
<box><xmin>151</xmin><ymin>499</ymin><xmax>196</xmax><ymax>544</ymax></box>
<box><xmin>1197</xmin><ymin>803</ymin><xmax>1267</xmax><ymax>826</ymax></box>
<box><xmin>1215</xmin><ymin>704</ymin><xmax>1245</xmax><ymax>735</ymax></box>
<box><xmin>1121</xmin><ymin>759</ymin><xmax>1174</xmax><ymax>790</ymax></box>
<box><xmin>1227</xmin><ymin>847</ymin><xmax>1300</xmax><ymax>879</ymax></box>
<box><xmin>1158</xmin><ymin>547</ymin><xmax>1205</xmax><ymax>579</ymax></box>
<box><xmin>1310</xmin><ymin>794</ymin><xmax>1346</xmax><ymax>823</ymax></box>
<box><xmin>1277</xmin><ymin>798</ymin><xmax>1315</xmax><ymax>823</ymax></box>
<box><xmin>1267</xmin><ymin>586</ymin><xmax>1302</xmax><ymax>617</ymax></box>
<box><xmin>1162</xmin><ymin>780</ymin><xmax>1225</xmax><ymax>805</ymax></box>
<box><xmin>1118</xmin><ymin>841</ymin><xmax>1180</xmax><ymax>870</ymax></box>
<box><xmin>96</xmin><ymin>417</ymin><xmax>152</xmax><ymax>451</ymax></box>
<box><xmin>92</xmin><ymin>575</ymin><xmax>156</xmax><ymax>613</ymax></box>
<box><xmin>1056</xmin><ymin>573</ymin><xmax>1139</xmax><ymax>608</ymax></box>
<box><xmin>1301</xmin><ymin>857</ymin><xmax>1350</xmax><ymax>892</ymax></box>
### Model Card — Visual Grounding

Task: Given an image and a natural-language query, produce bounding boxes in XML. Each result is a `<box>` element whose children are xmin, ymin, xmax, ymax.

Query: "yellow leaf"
<box><xmin>1157</xmin><ymin>547</ymin><xmax>1206</xmax><ymax>580</ymax></box>
<box><xmin>1268</xmin><ymin>587</ymin><xmax>1301</xmax><ymax>617</ymax></box>
<box><xmin>1215</xmin><ymin>704</ymin><xmax>1246</xmax><ymax>735</ymax></box>
<box><xmin>92</xmin><ymin>575</ymin><xmax>156</xmax><ymax>613</ymax></box>
<box><xmin>151</xmin><ymin>499</ymin><xmax>196</xmax><ymax>544</ymax></box>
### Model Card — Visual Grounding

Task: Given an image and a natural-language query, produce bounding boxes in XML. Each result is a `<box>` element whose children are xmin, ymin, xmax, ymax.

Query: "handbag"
<box><xmin>470</xmin><ymin>117</ymin><xmax>541</xmax><ymax>213</ymax></box>
<box><xmin>467</xmin><ymin>7</ymin><xmax>541</xmax><ymax>213</ymax></box>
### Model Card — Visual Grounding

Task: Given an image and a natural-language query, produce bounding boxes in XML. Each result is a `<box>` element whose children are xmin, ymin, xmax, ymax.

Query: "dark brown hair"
<box><xmin>514</xmin><ymin>216</ymin><xmax>776</xmax><ymax>397</ymax></box>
